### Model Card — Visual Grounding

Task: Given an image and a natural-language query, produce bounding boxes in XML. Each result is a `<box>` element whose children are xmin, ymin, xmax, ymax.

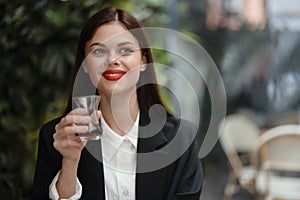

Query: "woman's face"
<box><xmin>83</xmin><ymin>22</ymin><xmax>146</xmax><ymax>97</ymax></box>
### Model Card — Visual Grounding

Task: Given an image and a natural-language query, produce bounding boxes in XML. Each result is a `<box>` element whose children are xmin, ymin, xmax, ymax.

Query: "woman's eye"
<box><xmin>120</xmin><ymin>48</ymin><xmax>133</xmax><ymax>55</ymax></box>
<box><xmin>92</xmin><ymin>49</ymin><xmax>106</xmax><ymax>56</ymax></box>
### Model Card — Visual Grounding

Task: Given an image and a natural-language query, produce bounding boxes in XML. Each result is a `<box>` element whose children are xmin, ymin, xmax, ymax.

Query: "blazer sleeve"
<box><xmin>33</xmin><ymin>118</ymin><xmax>62</xmax><ymax>200</ymax></box>
<box><xmin>173</xmin><ymin>140</ymin><xmax>203</xmax><ymax>200</ymax></box>
<box><xmin>172</xmin><ymin>121</ymin><xmax>203</xmax><ymax>200</ymax></box>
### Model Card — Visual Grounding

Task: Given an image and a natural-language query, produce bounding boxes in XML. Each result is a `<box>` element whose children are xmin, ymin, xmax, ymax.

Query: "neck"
<box><xmin>100</xmin><ymin>91</ymin><xmax>139</xmax><ymax>136</ymax></box>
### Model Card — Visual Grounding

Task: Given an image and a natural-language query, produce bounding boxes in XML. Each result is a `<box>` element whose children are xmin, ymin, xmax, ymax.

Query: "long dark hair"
<box><xmin>64</xmin><ymin>7</ymin><xmax>171</xmax><ymax>117</ymax></box>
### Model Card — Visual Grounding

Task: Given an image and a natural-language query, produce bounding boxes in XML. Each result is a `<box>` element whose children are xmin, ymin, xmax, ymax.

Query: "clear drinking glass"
<box><xmin>72</xmin><ymin>95</ymin><xmax>102</xmax><ymax>140</ymax></box>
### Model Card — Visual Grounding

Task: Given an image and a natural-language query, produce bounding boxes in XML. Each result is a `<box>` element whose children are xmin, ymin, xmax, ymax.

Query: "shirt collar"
<box><xmin>101</xmin><ymin>113</ymin><xmax>139</xmax><ymax>162</ymax></box>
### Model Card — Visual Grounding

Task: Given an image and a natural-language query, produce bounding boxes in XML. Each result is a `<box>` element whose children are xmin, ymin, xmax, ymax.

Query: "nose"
<box><xmin>107</xmin><ymin>52</ymin><xmax>121</xmax><ymax>67</ymax></box>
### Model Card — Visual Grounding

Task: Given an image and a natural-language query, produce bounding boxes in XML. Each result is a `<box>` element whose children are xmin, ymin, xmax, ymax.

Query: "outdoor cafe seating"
<box><xmin>219</xmin><ymin>114</ymin><xmax>300</xmax><ymax>200</ymax></box>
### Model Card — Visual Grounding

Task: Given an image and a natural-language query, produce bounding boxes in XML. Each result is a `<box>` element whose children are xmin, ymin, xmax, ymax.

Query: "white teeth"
<box><xmin>105</xmin><ymin>73</ymin><xmax>121</xmax><ymax>77</ymax></box>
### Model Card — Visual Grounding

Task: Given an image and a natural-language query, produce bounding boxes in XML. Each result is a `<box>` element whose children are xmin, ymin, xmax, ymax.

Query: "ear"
<box><xmin>140</xmin><ymin>56</ymin><xmax>147</xmax><ymax>72</ymax></box>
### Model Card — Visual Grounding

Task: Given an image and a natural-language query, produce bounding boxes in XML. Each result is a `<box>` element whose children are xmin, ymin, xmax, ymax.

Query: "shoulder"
<box><xmin>164</xmin><ymin>116</ymin><xmax>197</xmax><ymax>131</ymax></box>
<box><xmin>37</xmin><ymin>117</ymin><xmax>64</xmax><ymax>161</ymax></box>
<box><xmin>163</xmin><ymin>116</ymin><xmax>198</xmax><ymax>141</ymax></box>
<box><xmin>38</xmin><ymin>116</ymin><xmax>63</xmax><ymax>142</ymax></box>
<box><xmin>40</xmin><ymin>117</ymin><xmax>62</xmax><ymax>133</ymax></box>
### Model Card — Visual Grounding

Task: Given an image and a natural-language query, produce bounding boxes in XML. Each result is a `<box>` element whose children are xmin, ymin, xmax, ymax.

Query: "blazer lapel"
<box><xmin>79</xmin><ymin>112</ymin><xmax>172</xmax><ymax>200</ymax></box>
<box><xmin>79</xmin><ymin>140</ymin><xmax>106</xmax><ymax>200</ymax></box>
<box><xmin>136</xmin><ymin>112</ymin><xmax>170</xmax><ymax>200</ymax></box>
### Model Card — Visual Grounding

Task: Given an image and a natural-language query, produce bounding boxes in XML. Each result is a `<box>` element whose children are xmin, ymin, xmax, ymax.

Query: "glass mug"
<box><xmin>72</xmin><ymin>95</ymin><xmax>102</xmax><ymax>140</ymax></box>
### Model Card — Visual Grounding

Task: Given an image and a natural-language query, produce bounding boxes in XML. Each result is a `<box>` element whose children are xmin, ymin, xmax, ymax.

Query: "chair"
<box><xmin>219</xmin><ymin>114</ymin><xmax>262</xmax><ymax>200</ymax></box>
<box><xmin>258</xmin><ymin>124</ymin><xmax>300</xmax><ymax>200</ymax></box>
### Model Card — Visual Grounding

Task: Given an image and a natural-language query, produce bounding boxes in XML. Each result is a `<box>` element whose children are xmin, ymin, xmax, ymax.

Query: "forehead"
<box><xmin>87</xmin><ymin>22</ymin><xmax>139</xmax><ymax>46</ymax></box>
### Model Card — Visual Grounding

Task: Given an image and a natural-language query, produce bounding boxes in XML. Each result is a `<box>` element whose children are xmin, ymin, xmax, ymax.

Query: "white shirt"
<box><xmin>49</xmin><ymin>114</ymin><xmax>139</xmax><ymax>200</ymax></box>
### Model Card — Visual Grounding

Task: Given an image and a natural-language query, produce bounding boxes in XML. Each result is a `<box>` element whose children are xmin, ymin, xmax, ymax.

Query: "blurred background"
<box><xmin>1</xmin><ymin>0</ymin><xmax>300</xmax><ymax>199</ymax></box>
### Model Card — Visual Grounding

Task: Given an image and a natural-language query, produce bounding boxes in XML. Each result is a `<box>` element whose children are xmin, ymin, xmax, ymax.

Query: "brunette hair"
<box><xmin>64</xmin><ymin>7</ymin><xmax>170</xmax><ymax>117</ymax></box>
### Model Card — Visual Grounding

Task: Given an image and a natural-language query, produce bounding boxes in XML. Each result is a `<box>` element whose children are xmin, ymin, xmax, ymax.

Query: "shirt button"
<box><xmin>123</xmin><ymin>139</ymin><xmax>131</xmax><ymax>146</ymax></box>
<box><xmin>123</xmin><ymin>189</ymin><xmax>129</xmax><ymax>196</ymax></box>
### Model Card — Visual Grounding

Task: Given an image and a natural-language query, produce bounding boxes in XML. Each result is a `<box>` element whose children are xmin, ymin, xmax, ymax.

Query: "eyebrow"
<box><xmin>89</xmin><ymin>41</ymin><xmax>135</xmax><ymax>48</ymax></box>
<box><xmin>89</xmin><ymin>42</ymin><xmax>105</xmax><ymax>48</ymax></box>
<box><xmin>117</xmin><ymin>41</ymin><xmax>135</xmax><ymax>47</ymax></box>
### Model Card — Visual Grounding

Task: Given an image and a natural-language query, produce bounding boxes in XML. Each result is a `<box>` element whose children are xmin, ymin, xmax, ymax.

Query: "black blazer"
<box><xmin>33</xmin><ymin>113</ymin><xmax>203</xmax><ymax>200</ymax></box>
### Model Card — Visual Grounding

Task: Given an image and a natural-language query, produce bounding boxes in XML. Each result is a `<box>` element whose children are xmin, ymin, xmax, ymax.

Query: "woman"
<box><xmin>33</xmin><ymin>7</ymin><xmax>203</xmax><ymax>200</ymax></box>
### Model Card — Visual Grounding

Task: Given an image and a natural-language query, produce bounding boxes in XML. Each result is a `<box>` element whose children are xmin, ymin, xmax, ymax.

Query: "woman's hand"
<box><xmin>53</xmin><ymin>108</ymin><xmax>91</xmax><ymax>162</ymax></box>
<box><xmin>53</xmin><ymin>108</ymin><xmax>100</xmax><ymax>198</ymax></box>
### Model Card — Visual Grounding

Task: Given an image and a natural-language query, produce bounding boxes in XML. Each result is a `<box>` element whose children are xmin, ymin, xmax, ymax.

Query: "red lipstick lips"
<box><xmin>102</xmin><ymin>70</ymin><xmax>126</xmax><ymax>81</ymax></box>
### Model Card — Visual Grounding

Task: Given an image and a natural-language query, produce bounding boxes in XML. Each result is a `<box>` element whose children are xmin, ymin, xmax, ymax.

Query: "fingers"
<box><xmin>53</xmin><ymin>136</ymin><xmax>82</xmax><ymax>150</ymax></box>
<box><xmin>53</xmin><ymin>108</ymin><xmax>90</xmax><ymax>155</ymax></box>
<box><xmin>71</xmin><ymin>108</ymin><xmax>90</xmax><ymax>125</ymax></box>
<box><xmin>52</xmin><ymin>108</ymin><xmax>101</xmax><ymax>158</ymax></box>
<box><xmin>96</xmin><ymin>110</ymin><xmax>102</xmax><ymax>120</ymax></box>
<box><xmin>54</xmin><ymin>125</ymin><xmax>88</xmax><ymax>140</ymax></box>
<box><xmin>57</xmin><ymin>108</ymin><xmax>90</xmax><ymax>129</ymax></box>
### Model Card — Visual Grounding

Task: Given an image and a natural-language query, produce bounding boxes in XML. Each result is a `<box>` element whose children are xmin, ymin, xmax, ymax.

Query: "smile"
<box><xmin>102</xmin><ymin>70</ymin><xmax>126</xmax><ymax>81</ymax></box>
